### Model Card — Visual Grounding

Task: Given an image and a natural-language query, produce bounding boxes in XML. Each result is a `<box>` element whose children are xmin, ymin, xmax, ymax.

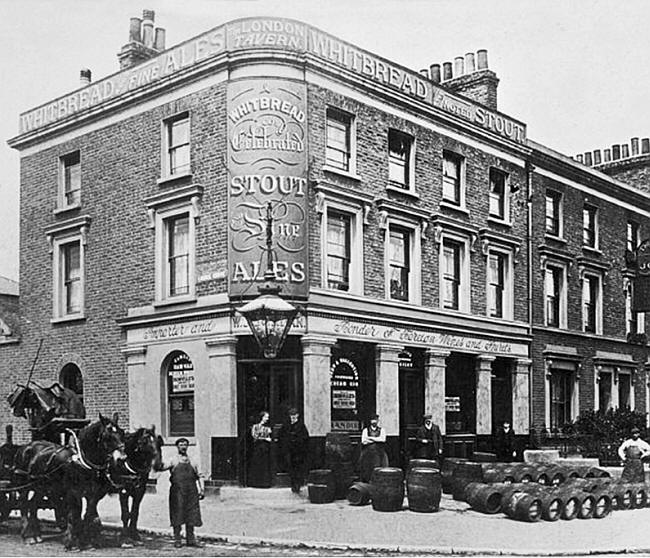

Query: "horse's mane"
<box><xmin>77</xmin><ymin>419</ymin><xmax>102</xmax><ymax>446</ymax></box>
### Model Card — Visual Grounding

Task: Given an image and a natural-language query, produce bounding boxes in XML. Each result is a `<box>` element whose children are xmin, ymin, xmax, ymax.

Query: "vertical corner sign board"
<box><xmin>634</xmin><ymin>239</ymin><xmax>650</xmax><ymax>312</ymax></box>
<box><xmin>227</xmin><ymin>79</ymin><xmax>308</xmax><ymax>299</ymax></box>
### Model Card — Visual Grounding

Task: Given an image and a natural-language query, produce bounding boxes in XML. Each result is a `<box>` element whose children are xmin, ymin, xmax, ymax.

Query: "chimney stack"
<box><xmin>79</xmin><ymin>68</ymin><xmax>92</xmax><ymax>86</ymax></box>
<box><xmin>118</xmin><ymin>9</ymin><xmax>166</xmax><ymax>70</ymax></box>
<box><xmin>437</xmin><ymin>49</ymin><xmax>499</xmax><ymax>110</ymax></box>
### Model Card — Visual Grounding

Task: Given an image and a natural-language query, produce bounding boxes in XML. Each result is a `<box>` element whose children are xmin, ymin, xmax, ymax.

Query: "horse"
<box><xmin>88</xmin><ymin>427</ymin><xmax>162</xmax><ymax>547</ymax></box>
<box><xmin>11</xmin><ymin>413</ymin><xmax>125</xmax><ymax>550</ymax></box>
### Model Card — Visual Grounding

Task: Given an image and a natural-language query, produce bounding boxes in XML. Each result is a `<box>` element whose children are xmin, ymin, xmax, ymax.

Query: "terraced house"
<box><xmin>3</xmin><ymin>11</ymin><xmax>649</xmax><ymax>484</ymax></box>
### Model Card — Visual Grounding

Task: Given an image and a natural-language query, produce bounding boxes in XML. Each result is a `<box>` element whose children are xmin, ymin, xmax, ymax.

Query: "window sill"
<box><xmin>322</xmin><ymin>165</ymin><xmax>361</xmax><ymax>182</ymax></box>
<box><xmin>387</xmin><ymin>184</ymin><xmax>419</xmax><ymax>199</ymax></box>
<box><xmin>582</xmin><ymin>246</ymin><xmax>602</xmax><ymax>257</ymax></box>
<box><xmin>439</xmin><ymin>201</ymin><xmax>469</xmax><ymax>215</ymax></box>
<box><xmin>487</xmin><ymin>216</ymin><xmax>512</xmax><ymax>228</ymax></box>
<box><xmin>544</xmin><ymin>234</ymin><xmax>567</xmax><ymax>245</ymax></box>
<box><xmin>51</xmin><ymin>314</ymin><xmax>86</xmax><ymax>324</ymax></box>
<box><xmin>157</xmin><ymin>172</ymin><xmax>193</xmax><ymax>187</ymax></box>
<box><xmin>153</xmin><ymin>295</ymin><xmax>198</xmax><ymax>308</ymax></box>
<box><xmin>54</xmin><ymin>203</ymin><xmax>81</xmax><ymax>215</ymax></box>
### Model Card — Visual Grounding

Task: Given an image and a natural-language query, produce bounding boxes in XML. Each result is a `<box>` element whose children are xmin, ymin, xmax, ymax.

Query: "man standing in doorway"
<box><xmin>414</xmin><ymin>414</ymin><xmax>443</xmax><ymax>462</ymax></box>
<box><xmin>279</xmin><ymin>407</ymin><xmax>310</xmax><ymax>494</ymax></box>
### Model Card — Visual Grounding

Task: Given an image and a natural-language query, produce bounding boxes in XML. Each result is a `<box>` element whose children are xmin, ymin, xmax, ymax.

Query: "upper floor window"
<box><xmin>326</xmin><ymin>108</ymin><xmax>353</xmax><ymax>172</ymax></box>
<box><xmin>166</xmin><ymin>214</ymin><xmax>190</xmax><ymax>298</ymax></box>
<box><xmin>582</xmin><ymin>273</ymin><xmax>601</xmax><ymax>334</ymax></box>
<box><xmin>488</xmin><ymin>168</ymin><xmax>508</xmax><ymax>220</ymax></box>
<box><xmin>545</xmin><ymin>264</ymin><xmax>565</xmax><ymax>328</ymax></box>
<box><xmin>583</xmin><ymin>204</ymin><xmax>598</xmax><ymax>249</ymax></box>
<box><xmin>442</xmin><ymin>240</ymin><xmax>461</xmax><ymax>310</ymax></box>
<box><xmin>625</xmin><ymin>280</ymin><xmax>645</xmax><ymax>336</ymax></box>
<box><xmin>545</xmin><ymin>190</ymin><xmax>562</xmax><ymax>237</ymax></box>
<box><xmin>388</xmin><ymin>129</ymin><xmax>413</xmax><ymax>188</ymax></box>
<box><xmin>487</xmin><ymin>251</ymin><xmax>512</xmax><ymax>318</ymax></box>
<box><xmin>326</xmin><ymin>211</ymin><xmax>351</xmax><ymax>291</ymax></box>
<box><xmin>442</xmin><ymin>151</ymin><xmax>464</xmax><ymax>206</ymax></box>
<box><xmin>388</xmin><ymin>227</ymin><xmax>411</xmax><ymax>301</ymax></box>
<box><xmin>627</xmin><ymin>220</ymin><xmax>639</xmax><ymax>253</ymax></box>
<box><xmin>54</xmin><ymin>238</ymin><xmax>84</xmax><ymax>320</ymax></box>
<box><xmin>59</xmin><ymin>151</ymin><xmax>81</xmax><ymax>208</ymax></box>
<box><xmin>163</xmin><ymin>113</ymin><xmax>190</xmax><ymax>177</ymax></box>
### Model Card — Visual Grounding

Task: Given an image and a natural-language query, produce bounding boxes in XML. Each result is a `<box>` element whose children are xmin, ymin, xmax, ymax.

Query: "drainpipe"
<box><xmin>526</xmin><ymin>159</ymin><xmax>535</xmax><ymax>433</ymax></box>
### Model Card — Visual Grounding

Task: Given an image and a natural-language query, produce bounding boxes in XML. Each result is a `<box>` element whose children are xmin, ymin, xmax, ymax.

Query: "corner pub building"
<box><xmin>3</xmin><ymin>12</ymin><xmax>649</xmax><ymax>484</ymax></box>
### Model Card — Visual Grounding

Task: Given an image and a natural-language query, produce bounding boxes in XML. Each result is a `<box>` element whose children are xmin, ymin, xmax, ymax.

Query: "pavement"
<box><xmin>33</xmin><ymin>470</ymin><xmax>650</xmax><ymax>556</ymax></box>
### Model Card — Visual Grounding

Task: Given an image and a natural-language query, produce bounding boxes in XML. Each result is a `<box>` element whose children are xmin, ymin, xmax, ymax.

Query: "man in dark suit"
<box><xmin>414</xmin><ymin>414</ymin><xmax>443</xmax><ymax>462</ymax></box>
<box><xmin>495</xmin><ymin>421</ymin><xmax>517</xmax><ymax>462</ymax></box>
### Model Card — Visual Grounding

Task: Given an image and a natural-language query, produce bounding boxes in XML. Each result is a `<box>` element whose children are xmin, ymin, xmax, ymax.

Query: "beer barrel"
<box><xmin>503</xmin><ymin>491</ymin><xmax>542</xmax><ymax>522</ymax></box>
<box><xmin>546</xmin><ymin>466</ymin><xmax>567</xmax><ymax>487</ymax></box>
<box><xmin>591</xmin><ymin>489</ymin><xmax>612</xmax><ymax>519</ymax></box>
<box><xmin>407</xmin><ymin>459</ymin><xmax>439</xmax><ymax>473</ymax></box>
<box><xmin>482</xmin><ymin>466</ymin><xmax>516</xmax><ymax>484</ymax></box>
<box><xmin>406</xmin><ymin>467</ymin><xmax>441</xmax><ymax>513</ymax></box>
<box><xmin>515</xmin><ymin>484</ymin><xmax>564</xmax><ymax>522</ymax></box>
<box><xmin>511</xmin><ymin>464</ymin><xmax>536</xmax><ymax>483</ymax></box>
<box><xmin>560</xmin><ymin>492</ymin><xmax>580</xmax><ymax>520</ymax></box>
<box><xmin>465</xmin><ymin>482</ymin><xmax>505</xmax><ymax>514</ymax></box>
<box><xmin>347</xmin><ymin>482</ymin><xmax>374</xmax><ymax>506</ymax></box>
<box><xmin>307</xmin><ymin>483</ymin><xmax>335</xmax><ymax>504</ymax></box>
<box><xmin>577</xmin><ymin>493</ymin><xmax>595</xmax><ymax>519</ymax></box>
<box><xmin>308</xmin><ymin>469</ymin><xmax>335</xmax><ymax>486</ymax></box>
<box><xmin>610</xmin><ymin>483</ymin><xmax>633</xmax><ymax>510</ymax></box>
<box><xmin>451</xmin><ymin>461</ymin><xmax>483</xmax><ymax>500</ymax></box>
<box><xmin>371</xmin><ymin>467</ymin><xmax>404</xmax><ymax>512</ymax></box>
<box><xmin>441</xmin><ymin>458</ymin><xmax>468</xmax><ymax>494</ymax></box>
<box><xmin>630</xmin><ymin>483</ymin><xmax>647</xmax><ymax>508</ymax></box>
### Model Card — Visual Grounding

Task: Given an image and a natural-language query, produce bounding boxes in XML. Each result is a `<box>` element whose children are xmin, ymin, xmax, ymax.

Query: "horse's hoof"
<box><xmin>35</xmin><ymin>536</ymin><xmax>43</xmax><ymax>543</ymax></box>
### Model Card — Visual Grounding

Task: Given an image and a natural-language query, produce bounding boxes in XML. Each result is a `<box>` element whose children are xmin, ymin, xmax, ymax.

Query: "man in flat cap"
<box><xmin>414</xmin><ymin>413</ymin><xmax>443</xmax><ymax>463</ymax></box>
<box><xmin>278</xmin><ymin>407</ymin><xmax>310</xmax><ymax>494</ymax></box>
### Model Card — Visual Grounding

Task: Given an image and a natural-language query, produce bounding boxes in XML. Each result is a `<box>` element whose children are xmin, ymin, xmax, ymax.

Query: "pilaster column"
<box><xmin>376</xmin><ymin>344</ymin><xmax>401</xmax><ymax>436</ymax></box>
<box><xmin>302</xmin><ymin>335</ymin><xmax>334</xmax><ymax>436</ymax></box>
<box><xmin>121</xmin><ymin>346</ymin><xmax>153</xmax><ymax>431</ymax></box>
<box><xmin>425</xmin><ymin>349</ymin><xmax>450</xmax><ymax>434</ymax></box>
<box><xmin>476</xmin><ymin>355</ymin><xmax>496</xmax><ymax>435</ymax></box>
<box><xmin>513</xmin><ymin>358</ymin><xmax>531</xmax><ymax>434</ymax></box>
<box><xmin>202</xmin><ymin>335</ymin><xmax>238</xmax><ymax>475</ymax></box>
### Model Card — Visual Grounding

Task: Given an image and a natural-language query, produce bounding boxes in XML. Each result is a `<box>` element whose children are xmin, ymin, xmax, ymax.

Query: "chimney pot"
<box><xmin>604</xmin><ymin>148</ymin><xmax>611</xmax><ymax>162</ymax></box>
<box><xmin>612</xmin><ymin>144</ymin><xmax>621</xmax><ymax>160</ymax></box>
<box><xmin>142</xmin><ymin>9</ymin><xmax>155</xmax><ymax>21</ymax></box>
<box><xmin>622</xmin><ymin>144</ymin><xmax>630</xmax><ymax>159</ymax></box>
<box><xmin>129</xmin><ymin>17</ymin><xmax>142</xmax><ymax>43</ymax></box>
<box><xmin>465</xmin><ymin>52</ymin><xmax>476</xmax><ymax>73</ymax></box>
<box><xmin>576</xmin><ymin>154</ymin><xmax>584</xmax><ymax>163</ymax></box>
<box><xmin>142</xmin><ymin>9</ymin><xmax>155</xmax><ymax>48</ymax></box>
<box><xmin>442</xmin><ymin>62</ymin><xmax>453</xmax><ymax>81</ymax></box>
<box><xmin>429</xmin><ymin>64</ymin><xmax>441</xmax><ymax>83</ymax></box>
<box><xmin>584</xmin><ymin>152</ymin><xmax>593</xmax><ymax>166</ymax></box>
<box><xmin>419</xmin><ymin>68</ymin><xmax>429</xmax><ymax>79</ymax></box>
<box><xmin>79</xmin><ymin>68</ymin><xmax>92</xmax><ymax>85</ymax></box>
<box><xmin>154</xmin><ymin>27</ymin><xmax>166</xmax><ymax>51</ymax></box>
<box><xmin>642</xmin><ymin>138</ymin><xmax>650</xmax><ymax>154</ymax></box>
<box><xmin>454</xmin><ymin>56</ymin><xmax>464</xmax><ymax>77</ymax></box>
<box><xmin>477</xmin><ymin>49</ymin><xmax>488</xmax><ymax>70</ymax></box>
<box><xmin>631</xmin><ymin>137</ymin><xmax>640</xmax><ymax>156</ymax></box>
<box><xmin>593</xmin><ymin>150</ymin><xmax>601</xmax><ymax>165</ymax></box>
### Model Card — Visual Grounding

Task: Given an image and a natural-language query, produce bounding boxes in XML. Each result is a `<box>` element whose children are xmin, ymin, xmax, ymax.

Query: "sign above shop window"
<box><xmin>445</xmin><ymin>396</ymin><xmax>461</xmax><ymax>412</ymax></box>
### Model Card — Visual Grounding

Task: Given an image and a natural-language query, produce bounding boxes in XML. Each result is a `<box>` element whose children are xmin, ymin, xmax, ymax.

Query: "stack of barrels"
<box><xmin>324</xmin><ymin>432</ymin><xmax>356</xmax><ymax>500</ymax></box>
<box><xmin>347</xmin><ymin>459</ymin><xmax>441</xmax><ymax>513</ymax></box>
<box><xmin>454</xmin><ymin>460</ymin><xmax>650</xmax><ymax>522</ymax></box>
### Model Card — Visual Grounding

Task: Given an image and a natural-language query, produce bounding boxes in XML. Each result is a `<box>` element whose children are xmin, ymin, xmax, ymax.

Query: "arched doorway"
<box><xmin>164</xmin><ymin>351</ymin><xmax>195</xmax><ymax>437</ymax></box>
<box><xmin>59</xmin><ymin>363</ymin><xmax>83</xmax><ymax>405</ymax></box>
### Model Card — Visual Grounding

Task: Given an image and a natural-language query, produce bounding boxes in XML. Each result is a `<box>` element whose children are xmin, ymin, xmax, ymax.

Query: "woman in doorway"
<box><xmin>248</xmin><ymin>411</ymin><xmax>273</xmax><ymax>488</ymax></box>
<box><xmin>358</xmin><ymin>414</ymin><xmax>389</xmax><ymax>482</ymax></box>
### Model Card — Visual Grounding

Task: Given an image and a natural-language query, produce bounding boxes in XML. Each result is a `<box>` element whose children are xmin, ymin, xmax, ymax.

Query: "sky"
<box><xmin>1</xmin><ymin>0</ymin><xmax>649</xmax><ymax>283</ymax></box>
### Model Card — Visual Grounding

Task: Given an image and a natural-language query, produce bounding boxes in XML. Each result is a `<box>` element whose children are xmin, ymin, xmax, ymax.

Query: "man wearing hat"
<box><xmin>414</xmin><ymin>414</ymin><xmax>443</xmax><ymax>462</ymax></box>
<box><xmin>359</xmin><ymin>414</ymin><xmax>389</xmax><ymax>482</ymax></box>
<box><xmin>278</xmin><ymin>407</ymin><xmax>310</xmax><ymax>494</ymax></box>
<box><xmin>156</xmin><ymin>437</ymin><xmax>205</xmax><ymax>548</ymax></box>
<box><xmin>618</xmin><ymin>427</ymin><xmax>650</xmax><ymax>482</ymax></box>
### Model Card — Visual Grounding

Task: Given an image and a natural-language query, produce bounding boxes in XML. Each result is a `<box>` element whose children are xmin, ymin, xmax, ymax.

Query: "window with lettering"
<box><xmin>167</xmin><ymin>351</ymin><xmax>195</xmax><ymax>437</ymax></box>
<box><xmin>59</xmin><ymin>151</ymin><xmax>81</xmax><ymax>209</ymax></box>
<box><xmin>326</xmin><ymin>108</ymin><xmax>353</xmax><ymax>171</ymax></box>
<box><xmin>388</xmin><ymin>129</ymin><xmax>413</xmax><ymax>188</ymax></box>
<box><xmin>163</xmin><ymin>113</ymin><xmax>190</xmax><ymax>177</ymax></box>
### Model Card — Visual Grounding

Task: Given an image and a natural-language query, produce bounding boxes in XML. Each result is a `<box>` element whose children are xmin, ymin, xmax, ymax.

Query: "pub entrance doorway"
<box><xmin>398</xmin><ymin>349</ymin><xmax>424</xmax><ymax>467</ymax></box>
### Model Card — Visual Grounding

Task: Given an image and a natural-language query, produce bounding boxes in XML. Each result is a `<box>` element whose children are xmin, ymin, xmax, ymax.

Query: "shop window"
<box><xmin>582</xmin><ymin>273</ymin><xmax>601</xmax><ymax>334</ymax></box>
<box><xmin>326</xmin><ymin>211</ymin><xmax>351</xmax><ymax>291</ymax></box>
<box><xmin>442</xmin><ymin>151</ymin><xmax>464</xmax><ymax>206</ymax></box>
<box><xmin>163</xmin><ymin>112</ymin><xmax>190</xmax><ymax>178</ymax></box>
<box><xmin>627</xmin><ymin>220</ymin><xmax>639</xmax><ymax>253</ymax></box>
<box><xmin>54</xmin><ymin>237</ymin><xmax>84</xmax><ymax>320</ymax></box>
<box><xmin>545</xmin><ymin>190</ymin><xmax>562</xmax><ymax>237</ymax></box>
<box><xmin>60</xmin><ymin>363</ymin><xmax>84</xmax><ymax>406</ymax></box>
<box><xmin>388</xmin><ymin>226</ymin><xmax>411</xmax><ymax>301</ymax></box>
<box><xmin>583</xmin><ymin>204</ymin><xmax>598</xmax><ymax>249</ymax></box>
<box><xmin>326</xmin><ymin>108</ymin><xmax>354</xmax><ymax>172</ymax></box>
<box><xmin>545</xmin><ymin>264</ymin><xmax>566</xmax><ymax>328</ymax></box>
<box><xmin>388</xmin><ymin>129</ymin><xmax>413</xmax><ymax>189</ymax></box>
<box><xmin>445</xmin><ymin>353</ymin><xmax>476</xmax><ymax>433</ymax></box>
<box><xmin>550</xmin><ymin>369</ymin><xmax>573</xmax><ymax>430</ymax></box>
<box><xmin>488</xmin><ymin>168</ymin><xmax>508</xmax><ymax>220</ymax></box>
<box><xmin>167</xmin><ymin>351</ymin><xmax>195</xmax><ymax>437</ymax></box>
<box><xmin>59</xmin><ymin>151</ymin><xmax>81</xmax><ymax>209</ymax></box>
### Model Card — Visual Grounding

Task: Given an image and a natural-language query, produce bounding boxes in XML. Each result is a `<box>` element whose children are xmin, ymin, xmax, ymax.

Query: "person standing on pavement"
<box><xmin>414</xmin><ymin>414</ymin><xmax>443</xmax><ymax>463</ymax></box>
<box><xmin>155</xmin><ymin>437</ymin><xmax>204</xmax><ymax>548</ymax></box>
<box><xmin>495</xmin><ymin>421</ymin><xmax>517</xmax><ymax>462</ymax></box>
<box><xmin>248</xmin><ymin>410</ymin><xmax>273</xmax><ymax>488</ymax></box>
<box><xmin>358</xmin><ymin>414</ymin><xmax>389</xmax><ymax>482</ymax></box>
<box><xmin>618</xmin><ymin>426</ymin><xmax>650</xmax><ymax>482</ymax></box>
<box><xmin>278</xmin><ymin>407</ymin><xmax>310</xmax><ymax>494</ymax></box>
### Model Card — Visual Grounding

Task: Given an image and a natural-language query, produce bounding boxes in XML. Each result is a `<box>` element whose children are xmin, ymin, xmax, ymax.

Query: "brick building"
<box><xmin>4</xmin><ymin>13</ymin><xmax>649</xmax><ymax>482</ymax></box>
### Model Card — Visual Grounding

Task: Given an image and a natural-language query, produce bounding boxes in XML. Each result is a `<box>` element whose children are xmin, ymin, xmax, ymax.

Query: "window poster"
<box><xmin>330</xmin><ymin>357</ymin><xmax>360</xmax><ymax>431</ymax></box>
